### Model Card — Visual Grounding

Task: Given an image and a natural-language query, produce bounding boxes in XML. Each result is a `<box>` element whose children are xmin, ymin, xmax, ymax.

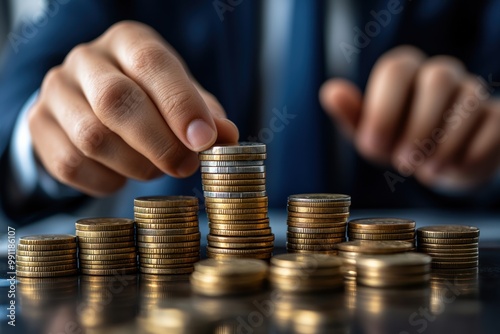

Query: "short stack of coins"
<box><xmin>270</xmin><ymin>254</ymin><xmax>344</xmax><ymax>292</ymax></box>
<box><xmin>417</xmin><ymin>225</ymin><xmax>479</xmax><ymax>269</ymax></box>
<box><xmin>16</xmin><ymin>235</ymin><xmax>78</xmax><ymax>278</ymax></box>
<box><xmin>347</xmin><ymin>218</ymin><xmax>416</xmax><ymax>245</ymax></box>
<box><xmin>190</xmin><ymin>258</ymin><xmax>268</xmax><ymax>296</ymax></box>
<box><xmin>356</xmin><ymin>252</ymin><xmax>432</xmax><ymax>288</ymax></box>
<box><xmin>76</xmin><ymin>218</ymin><xmax>137</xmax><ymax>275</ymax></box>
<box><xmin>336</xmin><ymin>240</ymin><xmax>415</xmax><ymax>282</ymax></box>
<box><xmin>134</xmin><ymin>196</ymin><xmax>200</xmax><ymax>275</ymax></box>
<box><xmin>199</xmin><ymin>142</ymin><xmax>274</xmax><ymax>260</ymax></box>
<box><xmin>286</xmin><ymin>194</ymin><xmax>351</xmax><ymax>255</ymax></box>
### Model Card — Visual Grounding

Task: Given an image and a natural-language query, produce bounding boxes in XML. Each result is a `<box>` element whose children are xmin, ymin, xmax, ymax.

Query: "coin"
<box><xmin>76</xmin><ymin>229</ymin><xmax>134</xmax><ymax>238</ymax></box>
<box><xmin>287</xmin><ymin>217</ymin><xmax>347</xmax><ymax>224</ymax></box>
<box><xmin>206</xmin><ymin>246</ymin><xmax>273</xmax><ymax>255</ymax></box>
<box><xmin>209</xmin><ymin>228</ymin><xmax>272</xmax><ymax>237</ymax></box>
<box><xmin>288</xmin><ymin>227</ymin><xmax>347</xmax><ymax>234</ymax></box>
<box><xmin>134</xmin><ymin>206</ymin><xmax>199</xmax><ymax>214</ymax></box>
<box><xmin>207</xmin><ymin>234</ymin><xmax>274</xmax><ymax>243</ymax></box>
<box><xmin>134</xmin><ymin>212</ymin><xmax>197</xmax><ymax>219</ymax></box>
<box><xmin>133</xmin><ymin>217</ymin><xmax>199</xmax><ymax>224</ymax></box>
<box><xmin>134</xmin><ymin>196</ymin><xmax>198</xmax><ymax>207</ymax></box>
<box><xmin>271</xmin><ymin>254</ymin><xmax>342</xmax><ymax>268</ymax></box>
<box><xmin>356</xmin><ymin>253</ymin><xmax>431</xmax><ymax>269</ymax></box>
<box><xmin>200</xmin><ymin>160</ymin><xmax>264</xmax><ymax>167</ymax></box>
<box><xmin>79</xmin><ymin>258</ymin><xmax>137</xmax><ymax>265</ymax></box>
<box><xmin>81</xmin><ymin>263</ymin><xmax>138</xmax><ymax>269</ymax></box>
<box><xmin>286</xmin><ymin>243</ymin><xmax>338</xmax><ymax>251</ymax></box>
<box><xmin>348</xmin><ymin>228</ymin><xmax>416</xmax><ymax>234</ymax></box>
<box><xmin>78</xmin><ymin>247</ymin><xmax>137</xmax><ymax>255</ymax></box>
<box><xmin>208</xmin><ymin>241</ymin><xmax>274</xmax><ymax>249</ymax></box>
<box><xmin>80</xmin><ymin>267</ymin><xmax>137</xmax><ymax>275</ymax></box>
<box><xmin>194</xmin><ymin>258</ymin><xmax>267</xmax><ymax>275</ymax></box>
<box><xmin>348</xmin><ymin>232</ymin><xmax>415</xmax><ymax>240</ymax></box>
<box><xmin>136</xmin><ymin>227</ymin><xmax>199</xmax><ymax>236</ymax></box>
<box><xmin>417</xmin><ymin>225</ymin><xmax>480</xmax><ymax>239</ymax></box>
<box><xmin>199</xmin><ymin>153</ymin><xmax>267</xmax><ymax>161</ymax></box>
<box><xmin>287</xmin><ymin>206</ymin><xmax>350</xmax><ymax>213</ymax></box>
<box><xmin>203</xmin><ymin>191</ymin><xmax>267</xmax><ymax>198</ymax></box>
<box><xmin>286</xmin><ymin>221</ymin><xmax>347</xmax><ymax>228</ymax></box>
<box><xmin>336</xmin><ymin>240</ymin><xmax>414</xmax><ymax>253</ymax></box>
<box><xmin>358</xmin><ymin>274</ymin><xmax>430</xmax><ymax>288</ymax></box>
<box><xmin>348</xmin><ymin>218</ymin><xmax>416</xmax><ymax>230</ymax></box>
<box><xmin>19</xmin><ymin>235</ymin><xmax>77</xmax><ymax>245</ymax></box>
<box><xmin>287</xmin><ymin>232</ymin><xmax>346</xmax><ymax>239</ymax></box>
<box><xmin>16</xmin><ymin>269</ymin><xmax>78</xmax><ymax>278</ymax></box>
<box><xmin>17</xmin><ymin>249</ymin><xmax>77</xmax><ymax>257</ymax></box>
<box><xmin>206</xmin><ymin>207</ymin><xmax>268</xmax><ymax>214</ymax></box>
<box><xmin>203</xmin><ymin>185</ymin><xmax>267</xmax><ymax>192</ymax></box>
<box><xmin>288</xmin><ymin>193</ymin><xmax>351</xmax><ymax>203</ymax></box>
<box><xmin>140</xmin><ymin>267</ymin><xmax>194</xmax><ymax>275</ymax></box>
<box><xmin>288</xmin><ymin>212</ymin><xmax>350</xmax><ymax>219</ymax></box>
<box><xmin>206</xmin><ymin>252</ymin><xmax>271</xmax><ymax>260</ymax></box>
<box><xmin>207</xmin><ymin>213</ymin><xmax>268</xmax><ymax>220</ymax></box>
<box><xmin>430</xmin><ymin>261</ymin><xmax>478</xmax><ymax>269</ymax></box>
<box><xmin>201</xmin><ymin>142</ymin><xmax>266</xmax><ymax>155</ymax></box>
<box><xmin>418</xmin><ymin>237</ymin><xmax>479</xmax><ymax>244</ymax></box>
<box><xmin>78</xmin><ymin>253</ymin><xmax>137</xmax><ymax>261</ymax></box>
<box><xmin>16</xmin><ymin>264</ymin><xmax>77</xmax><ymax>272</ymax></box>
<box><xmin>17</xmin><ymin>243</ymin><xmax>77</xmax><ymax>251</ymax></box>
<box><xmin>137</xmin><ymin>233</ymin><xmax>200</xmax><ymax>243</ymax></box>
<box><xmin>139</xmin><ymin>252</ymin><xmax>200</xmax><ymax>259</ymax></box>
<box><xmin>204</xmin><ymin>196</ymin><xmax>268</xmax><ymax>203</ymax></box>
<box><xmin>417</xmin><ymin>243</ymin><xmax>478</xmax><ymax>249</ymax></box>
<box><xmin>208</xmin><ymin>223</ymin><xmax>270</xmax><ymax>230</ymax></box>
<box><xmin>140</xmin><ymin>257</ymin><xmax>200</xmax><ymax>265</ymax></box>
<box><xmin>138</xmin><ymin>246</ymin><xmax>201</xmax><ymax>254</ymax></box>
<box><xmin>209</xmin><ymin>218</ymin><xmax>270</xmax><ymax>225</ymax></box>
<box><xmin>287</xmin><ymin>237</ymin><xmax>345</xmax><ymax>245</ymax></box>
<box><xmin>75</xmin><ymin>218</ymin><xmax>135</xmax><ymax>231</ymax></box>
<box><xmin>78</xmin><ymin>241</ymin><xmax>136</xmax><ymax>249</ymax></box>
<box><xmin>16</xmin><ymin>259</ymin><xmax>77</xmax><ymax>267</ymax></box>
<box><xmin>202</xmin><ymin>178</ymin><xmax>266</xmax><ymax>186</ymax></box>
<box><xmin>77</xmin><ymin>236</ymin><xmax>134</xmax><ymax>243</ymax></box>
<box><xmin>16</xmin><ymin>254</ymin><xmax>76</xmax><ymax>262</ymax></box>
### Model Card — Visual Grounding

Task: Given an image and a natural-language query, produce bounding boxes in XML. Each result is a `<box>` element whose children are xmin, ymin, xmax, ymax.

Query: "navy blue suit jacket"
<box><xmin>1</xmin><ymin>0</ymin><xmax>499</xmax><ymax>223</ymax></box>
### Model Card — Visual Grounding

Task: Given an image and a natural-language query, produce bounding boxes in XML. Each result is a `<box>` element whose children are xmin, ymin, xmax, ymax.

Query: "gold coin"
<box><xmin>287</xmin><ymin>237</ymin><xmax>345</xmax><ymax>245</ymax></box>
<box><xmin>286</xmin><ymin>243</ymin><xmax>339</xmax><ymax>251</ymax></box>
<box><xmin>79</xmin><ymin>258</ymin><xmax>137</xmax><ymax>265</ymax></box>
<box><xmin>288</xmin><ymin>193</ymin><xmax>350</xmax><ymax>203</ymax></box>
<box><xmin>16</xmin><ymin>259</ymin><xmax>77</xmax><ymax>267</ymax></box>
<box><xmin>431</xmin><ymin>261</ymin><xmax>478</xmax><ymax>269</ymax></box>
<box><xmin>287</xmin><ymin>227</ymin><xmax>346</xmax><ymax>234</ymax></box>
<box><xmin>17</xmin><ymin>249</ymin><xmax>77</xmax><ymax>257</ymax></box>
<box><xmin>79</xmin><ymin>263</ymin><xmax>137</xmax><ymax>269</ymax></box>
<box><xmin>137</xmin><ymin>240</ymin><xmax>200</xmax><ymax>248</ymax></box>
<box><xmin>134</xmin><ymin>212</ymin><xmax>198</xmax><ymax>219</ymax></box>
<box><xmin>286</xmin><ymin>249</ymin><xmax>338</xmax><ymax>255</ymax></box>
<box><xmin>137</xmin><ymin>233</ymin><xmax>200</xmax><ymax>243</ymax></box>
<box><xmin>204</xmin><ymin>196</ymin><xmax>268</xmax><ymax>203</ymax></box>
<box><xmin>19</xmin><ymin>234</ymin><xmax>76</xmax><ymax>245</ymax></box>
<box><xmin>77</xmin><ymin>236</ymin><xmax>134</xmax><ymax>243</ymax></box>
<box><xmin>287</xmin><ymin>206</ymin><xmax>349</xmax><ymax>214</ymax></box>
<box><xmin>357</xmin><ymin>274</ymin><xmax>429</xmax><ymax>288</ymax></box>
<box><xmin>202</xmin><ymin>172</ymin><xmax>266</xmax><ymax>180</ymax></box>
<box><xmin>207</xmin><ymin>234</ymin><xmax>274</xmax><ymax>243</ymax></box>
<box><xmin>287</xmin><ymin>232</ymin><xmax>345</xmax><ymax>239</ymax></box>
<box><xmin>202</xmin><ymin>185</ymin><xmax>266</xmax><ymax>192</ymax></box>
<box><xmin>288</xmin><ymin>212</ymin><xmax>350</xmax><ymax>219</ymax></box>
<box><xmin>135</xmin><ymin>221</ymin><xmax>199</xmax><ymax>229</ymax></box>
<box><xmin>270</xmin><ymin>266</ymin><xmax>341</xmax><ymax>277</ymax></box>
<box><xmin>417</xmin><ymin>225</ymin><xmax>479</xmax><ymax>239</ymax></box>
<box><xmin>139</xmin><ymin>263</ymin><xmax>196</xmax><ymax>269</ymax></box>
<box><xmin>420</xmin><ymin>248</ymin><xmax>478</xmax><ymax>255</ymax></box>
<box><xmin>209</xmin><ymin>228</ymin><xmax>272</xmax><ymax>237</ymax></box>
<box><xmin>133</xmin><ymin>217</ymin><xmax>199</xmax><ymax>224</ymax></box>
<box><xmin>80</xmin><ymin>267</ymin><xmax>138</xmax><ymax>275</ymax></box>
<box><xmin>287</xmin><ymin>200</ymin><xmax>350</xmax><ymax>208</ymax></box>
<box><xmin>287</xmin><ymin>217</ymin><xmax>347</xmax><ymax>224</ymax></box>
<box><xmin>76</xmin><ymin>229</ymin><xmax>134</xmax><ymax>238</ymax></box>
<box><xmin>138</xmin><ymin>246</ymin><xmax>200</xmax><ymax>254</ymax></box>
<box><xmin>78</xmin><ymin>253</ymin><xmax>137</xmax><ymax>261</ymax></box>
<box><xmin>206</xmin><ymin>252</ymin><xmax>271</xmax><ymax>260</ymax></box>
<box><xmin>206</xmin><ymin>202</ymin><xmax>268</xmax><ymax>210</ymax></box>
<box><xmin>139</xmin><ymin>251</ymin><xmax>200</xmax><ymax>259</ymax></box>
<box><xmin>208</xmin><ymin>223</ymin><xmax>270</xmax><ymax>230</ymax></box>
<box><xmin>16</xmin><ymin>264</ymin><xmax>77</xmax><ymax>272</ymax></box>
<box><xmin>134</xmin><ymin>196</ymin><xmax>198</xmax><ymax>208</ymax></box>
<box><xmin>418</xmin><ymin>237</ymin><xmax>479</xmax><ymax>244</ymax></box>
<box><xmin>140</xmin><ymin>267</ymin><xmax>194</xmax><ymax>275</ymax></box>
<box><xmin>207</xmin><ymin>213</ymin><xmax>268</xmax><ymax>221</ymax></box>
<box><xmin>270</xmin><ymin>277</ymin><xmax>344</xmax><ymax>292</ymax></box>
<box><xmin>205</xmin><ymin>207</ymin><xmax>268</xmax><ymax>214</ymax></box>
<box><xmin>336</xmin><ymin>240</ymin><xmax>414</xmax><ymax>253</ymax></box>
<box><xmin>194</xmin><ymin>258</ymin><xmax>267</xmax><ymax>275</ymax></box>
<box><xmin>209</xmin><ymin>218</ymin><xmax>270</xmax><ymax>225</ymax></box>
<box><xmin>207</xmin><ymin>241</ymin><xmax>274</xmax><ymax>249</ymax></box>
<box><xmin>417</xmin><ymin>243</ymin><xmax>478</xmax><ymax>249</ymax></box>
<box><xmin>270</xmin><ymin>253</ymin><xmax>342</xmax><ymax>269</ymax></box>
<box><xmin>134</xmin><ymin>206</ymin><xmax>199</xmax><ymax>214</ymax></box>
<box><xmin>348</xmin><ymin>232</ymin><xmax>415</xmax><ymax>240</ymax></box>
<box><xmin>78</xmin><ymin>241</ymin><xmax>136</xmax><ymax>249</ymax></box>
<box><xmin>348</xmin><ymin>228</ymin><xmax>415</xmax><ymax>235</ymax></box>
<box><xmin>356</xmin><ymin>252</ymin><xmax>431</xmax><ymax>269</ymax></box>
<box><xmin>198</xmin><ymin>153</ymin><xmax>266</xmax><ymax>161</ymax></box>
<box><xmin>79</xmin><ymin>246</ymin><xmax>137</xmax><ymax>255</ymax></box>
<box><xmin>137</xmin><ymin>227</ymin><xmax>199</xmax><ymax>236</ymax></box>
<box><xmin>75</xmin><ymin>218</ymin><xmax>134</xmax><ymax>231</ymax></box>
<box><xmin>430</xmin><ymin>256</ymin><xmax>479</xmax><ymax>262</ymax></box>
<box><xmin>140</xmin><ymin>257</ymin><xmax>199</xmax><ymax>265</ymax></box>
<box><xmin>286</xmin><ymin>221</ymin><xmax>347</xmax><ymax>229</ymax></box>
<box><xmin>202</xmin><ymin>178</ymin><xmax>266</xmax><ymax>186</ymax></box>
<box><xmin>16</xmin><ymin>254</ymin><xmax>77</xmax><ymax>262</ymax></box>
<box><xmin>16</xmin><ymin>269</ymin><xmax>78</xmax><ymax>278</ymax></box>
<box><xmin>17</xmin><ymin>243</ymin><xmax>76</xmax><ymax>251</ymax></box>
<box><xmin>206</xmin><ymin>246</ymin><xmax>273</xmax><ymax>255</ymax></box>
<box><xmin>348</xmin><ymin>218</ymin><xmax>416</xmax><ymax>230</ymax></box>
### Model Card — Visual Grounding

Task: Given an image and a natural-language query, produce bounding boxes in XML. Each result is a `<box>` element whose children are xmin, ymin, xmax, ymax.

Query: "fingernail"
<box><xmin>186</xmin><ymin>119</ymin><xmax>216</xmax><ymax>151</ymax></box>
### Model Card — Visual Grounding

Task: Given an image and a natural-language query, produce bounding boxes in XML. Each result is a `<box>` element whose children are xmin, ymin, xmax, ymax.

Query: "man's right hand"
<box><xmin>28</xmin><ymin>21</ymin><xmax>239</xmax><ymax>197</ymax></box>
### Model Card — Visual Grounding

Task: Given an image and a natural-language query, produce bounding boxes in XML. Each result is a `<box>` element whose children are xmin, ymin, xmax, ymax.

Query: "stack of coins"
<box><xmin>270</xmin><ymin>254</ymin><xmax>344</xmax><ymax>292</ymax></box>
<box><xmin>356</xmin><ymin>252</ymin><xmax>431</xmax><ymax>288</ymax></box>
<box><xmin>16</xmin><ymin>235</ymin><xmax>78</xmax><ymax>278</ymax></box>
<box><xmin>199</xmin><ymin>143</ymin><xmax>274</xmax><ymax>260</ymax></box>
<box><xmin>417</xmin><ymin>225</ymin><xmax>479</xmax><ymax>269</ymax></box>
<box><xmin>190</xmin><ymin>258</ymin><xmax>268</xmax><ymax>296</ymax></box>
<box><xmin>76</xmin><ymin>218</ymin><xmax>137</xmax><ymax>275</ymax></box>
<box><xmin>134</xmin><ymin>196</ymin><xmax>200</xmax><ymax>275</ymax></box>
<box><xmin>347</xmin><ymin>218</ymin><xmax>416</xmax><ymax>245</ymax></box>
<box><xmin>336</xmin><ymin>240</ymin><xmax>414</xmax><ymax>282</ymax></box>
<box><xmin>286</xmin><ymin>194</ymin><xmax>351</xmax><ymax>254</ymax></box>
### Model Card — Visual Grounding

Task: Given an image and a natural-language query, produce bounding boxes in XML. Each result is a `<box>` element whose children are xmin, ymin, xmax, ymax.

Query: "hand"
<box><xmin>28</xmin><ymin>21</ymin><xmax>239</xmax><ymax>197</ymax></box>
<box><xmin>320</xmin><ymin>45</ymin><xmax>500</xmax><ymax>191</ymax></box>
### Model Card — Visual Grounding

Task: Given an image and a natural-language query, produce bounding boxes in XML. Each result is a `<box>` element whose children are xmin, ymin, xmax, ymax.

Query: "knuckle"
<box><xmin>74</xmin><ymin>120</ymin><xmax>106</xmax><ymax>157</ymax></box>
<box><xmin>54</xmin><ymin>150</ymin><xmax>82</xmax><ymax>183</ymax></box>
<box><xmin>42</xmin><ymin>66</ymin><xmax>64</xmax><ymax>91</ymax></box>
<box><xmin>419</xmin><ymin>58</ymin><xmax>463</xmax><ymax>88</ymax></box>
<box><xmin>106</xmin><ymin>20</ymin><xmax>147</xmax><ymax>37</ymax></box>
<box><xmin>160</xmin><ymin>87</ymin><xmax>194</xmax><ymax>121</ymax></box>
<box><xmin>92</xmin><ymin>77</ymin><xmax>140</xmax><ymax>123</ymax></box>
<box><xmin>128</xmin><ymin>44</ymin><xmax>169</xmax><ymax>74</ymax></box>
<box><xmin>65</xmin><ymin>43</ymin><xmax>93</xmax><ymax>66</ymax></box>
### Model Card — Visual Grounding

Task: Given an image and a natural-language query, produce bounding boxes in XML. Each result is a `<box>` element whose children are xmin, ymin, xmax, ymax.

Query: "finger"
<box><xmin>28</xmin><ymin>105</ymin><xmax>126</xmax><ymax>197</ymax></box>
<box><xmin>394</xmin><ymin>56</ymin><xmax>465</xmax><ymax>168</ymax></box>
<box><xmin>319</xmin><ymin>78</ymin><xmax>362</xmax><ymax>138</ymax></box>
<box><xmin>66</xmin><ymin>44</ymin><xmax>199</xmax><ymax>177</ymax></box>
<box><xmin>357</xmin><ymin>46</ymin><xmax>426</xmax><ymax>164</ymax></box>
<box><xmin>42</xmin><ymin>66</ymin><xmax>163</xmax><ymax>181</ymax></box>
<box><xmin>98</xmin><ymin>22</ymin><xmax>217</xmax><ymax>152</ymax></box>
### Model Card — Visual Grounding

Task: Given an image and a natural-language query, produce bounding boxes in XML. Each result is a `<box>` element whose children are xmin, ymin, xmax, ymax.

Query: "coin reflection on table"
<box><xmin>78</xmin><ymin>274</ymin><xmax>138</xmax><ymax>329</ymax></box>
<box><xmin>139</xmin><ymin>274</ymin><xmax>191</xmax><ymax>315</ymax></box>
<box><xmin>430</xmin><ymin>268</ymin><xmax>479</xmax><ymax>315</ymax></box>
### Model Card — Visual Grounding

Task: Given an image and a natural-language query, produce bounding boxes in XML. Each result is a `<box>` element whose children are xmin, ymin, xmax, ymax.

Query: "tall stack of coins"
<box><xmin>356</xmin><ymin>252</ymin><xmax>431</xmax><ymax>288</ymax></box>
<box><xmin>286</xmin><ymin>194</ymin><xmax>351</xmax><ymax>254</ymax></box>
<box><xmin>16</xmin><ymin>235</ymin><xmax>78</xmax><ymax>277</ymax></box>
<box><xmin>134</xmin><ymin>196</ymin><xmax>200</xmax><ymax>275</ymax></box>
<box><xmin>199</xmin><ymin>143</ymin><xmax>274</xmax><ymax>260</ymax></box>
<box><xmin>336</xmin><ymin>240</ymin><xmax>414</xmax><ymax>282</ymax></box>
<box><xmin>190</xmin><ymin>258</ymin><xmax>268</xmax><ymax>296</ymax></box>
<box><xmin>417</xmin><ymin>225</ymin><xmax>479</xmax><ymax>269</ymax></box>
<box><xmin>347</xmin><ymin>218</ymin><xmax>416</xmax><ymax>245</ymax></box>
<box><xmin>270</xmin><ymin>254</ymin><xmax>344</xmax><ymax>292</ymax></box>
<box><xmin>76</xmin><ymin>218</ymin><xmax>137</xmax><ymax>275</ymax></box>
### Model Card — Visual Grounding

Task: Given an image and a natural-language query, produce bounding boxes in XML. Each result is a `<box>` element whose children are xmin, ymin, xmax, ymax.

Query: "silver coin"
<box><xmin>200</xmin><ymin>166</ymin><xmax>265</xmax><ymax>174</ymax></box>
<box><xmin>200</xmin><ymin>160</ymin><xmax>264</xmax><ymax>167</ymax></box>
<box><xmin>201</xmin><ymin>142</ymin><xmax>266</xmax><ymax>155</ymax></box>
<box><xmin>288</xmin><ymin>193</ymin><xmax>351</xmax><ymax>202</ymax></box>
<box><xmin>203</xmin><ymin>191</ymin><xmax>267</xmax><ymax>198</ymax></box>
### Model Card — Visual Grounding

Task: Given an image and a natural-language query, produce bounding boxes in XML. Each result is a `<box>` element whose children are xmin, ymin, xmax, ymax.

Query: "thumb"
<box><xmin>199</xmin><ymin>89</ymin><xmax>239</xmax><ymax>145</ymax></box>
<box><xmin>319</xmin><ymin>78</ymin><xmax>362</xmax><ymax>138</ymax></box>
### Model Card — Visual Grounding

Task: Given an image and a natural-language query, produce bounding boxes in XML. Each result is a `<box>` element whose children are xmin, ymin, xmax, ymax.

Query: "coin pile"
<box><xmin>16</xmin><ymin>235</ymin><xmax>78</xmax><ymax>277</ymax></box>
<box><xmin>270</xmin><ymin>253</ymin><xmax>344</xmax><ymax>292</ymax></box>
<box><xmin>134</xmin><ymin>196</ymin><xmax>200</xmax><ymax>275</ymax></box>
<box><xmin>286</xmin><ymin>194</ymin><xmax>350</xmax><ymax>255</ymax></box>
<box><xmin>336</xmin><ymin>240</ymin><xmax>414</xmax><ymax>281</ymax></box>
<box><xmin>200</xmin><ymin>143</ymin><xmax>274</xmax><ymax>260</ymax></box>
<box><xmin>417</xmin><ymin>225</ymin><xmax>479</xmax><ymax>269</ymax></box>
<box><xmin>347</xmin><ymin>218</ymin><xmax>416</xmax><ymax>245</ymax></box>
<box><xmin>356</xmin><ymin>252</ymin><xmax>431</xmax><ymax>288</ymax></box>
<box><xmin>76</xmin><ymin>218</ymin><xmax>137</xmax><ymax>275</ymax></box>
<box><xmin>190</xmin><ymin>258</ymin><xmax>268</xmax><ymax>296</ymax></box>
